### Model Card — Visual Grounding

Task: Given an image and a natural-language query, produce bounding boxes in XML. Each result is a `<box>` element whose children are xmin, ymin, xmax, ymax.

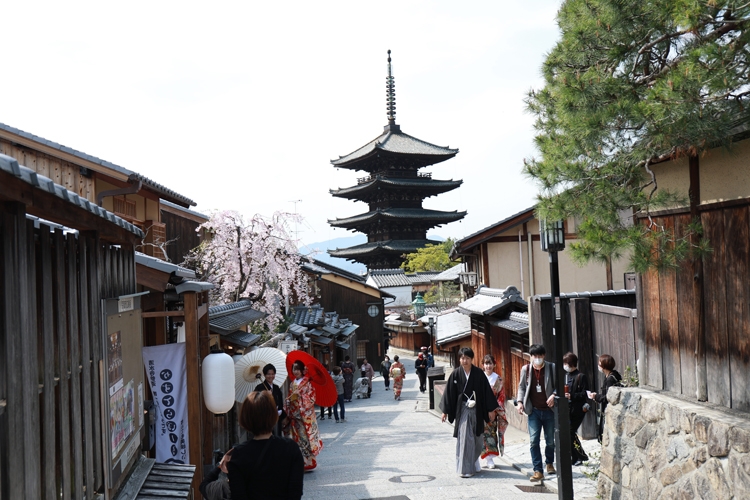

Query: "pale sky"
<box><xmin>3</xmin><ymin>1</ymin><xmax>561</xmax><ymax>249</ymax></box>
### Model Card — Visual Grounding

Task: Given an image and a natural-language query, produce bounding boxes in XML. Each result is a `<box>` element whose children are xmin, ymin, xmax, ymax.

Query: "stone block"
<box><xmin>641</xmin><ymin>397</ymin><xmax>665</xmax><ymax>423</ymax></box>
<box><xmin>660</xmin><ymin>463</ymin><xmax>684</xmax><ymax>486</ymax></box>
<box><xmin>620</xmin><ymin>389</ymin><xmax>642</xmax><ymax>412</ymax></box>
<box><xmin>693</xmin><ymin>415</ymin><xmax>711</xmax><ymax>443</ymax></box>
<box><xmin>635</xmin><ymin>424</ymin><xmax>655</xmax><ymax>449</ymax></box>
<box><xmin>730</xmin><ymin>425</ymin><xmax>750</xmax><ymax>453</ymax></box>
<box><xmin>600</xmin><ymin>449</ymin><xmax>621</xmax><ymax>482</ymax></box>
<box><xmin>691</xmin><ymin>446</ymin><xmax>708</xmax><ymax>467</ymax></box>
<box><xmin>607</xmin><ymin>386</ymin><xmax>622</xmax><ymax>405</ymax></box>
<box><xmin>647</xmin><ymin>436</ymin><xmax>667</xmax><ymax>473</ymax></box>
<box><xmin>729</xmin><ymin>453</ymin><xmax>750</xmax><ymax>496</ymax></box>
<box><xmin>630</xmin><ymin>461</ymin><xmax>649</xmax><ymax>493</ymax></box>
<box><xmin>621</xmin><ymin>463</ymin><xmax>631</xmax><ymax>488</ymax></box>
<box><xmin>625</xmin><ymin>414</ymin><xmax>645</xmax><ymax>437</ymax></box>
<box><xmin>665</xmin><ymin>406</ymin><xmax>685</xmax><ymax>435</ymax></box>
<box><xmin>597</xmin><ymin>474</ymin><xmax>615</xmax><ymax>499</ymax></box>
<box><xmin>666</xmin><ymin>436</ymin><xmax>691</xmax><ymax>463</ymax></box>
<box><xmin>699</xmin><ymin>457</ymin><xmax>731</xmax><ymax>499</ymax></box>
<box><xmin>707</xmin><ymin>421</ymin><xmax>730</xmax><ymax>457</ymax></box>
<box><xmin>677</xmin><ymin>477</ymin><xmax>696</xmax><ymax>499</ymax></box>
<box><xmin>648</xmin><ymin>476</ymin><xmax>662</xmax><ymax>499</ymax></box>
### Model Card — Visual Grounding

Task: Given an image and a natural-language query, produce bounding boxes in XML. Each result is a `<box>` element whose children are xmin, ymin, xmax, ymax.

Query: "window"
<box><xmin>356</xmin><ymin>340</ymin><xmax>369</xmax><ymax>359</ymax></box>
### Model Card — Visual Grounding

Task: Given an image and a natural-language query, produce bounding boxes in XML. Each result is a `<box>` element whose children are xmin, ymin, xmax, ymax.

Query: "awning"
<box><xmin>435</xmin><ymin>311</ymin><xmax>472</xmax><ymax>346</ymax></box>
<box><xmin>335</xmin><ymin>341</ymin><xmax>351</xmax><ymax>350</ymax></box>
<box><xmin>209</xmin><ymin>299</ymin><xmax>266</xmax><ymax>335</ymax></box>
<box><xmin>457</xmin><ymin>285</ymin><xmax>526</xmax><ymax>316</ymax></box>
<box><xmin>490</xmin><ymin>318</ymin><xmax>529</xmax><ymax>334</ymax></box>
<box><xmin>309</xmin><ymin>334</ymin><xmax>333</xmax><ymax>346</ymax></box>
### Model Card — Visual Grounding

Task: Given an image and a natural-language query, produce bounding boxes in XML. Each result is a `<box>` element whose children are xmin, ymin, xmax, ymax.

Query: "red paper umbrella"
<box><xmin>286</xmin><ymin>350</ymin><xmax>338</xmax><ymax>407</ymax></box>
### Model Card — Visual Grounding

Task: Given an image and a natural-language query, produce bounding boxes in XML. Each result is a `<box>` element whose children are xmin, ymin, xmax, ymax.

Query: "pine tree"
<box><xmin>525</xmin><ymin>0</ymin><xmax>749</xmax><ymax>271</ymax></box>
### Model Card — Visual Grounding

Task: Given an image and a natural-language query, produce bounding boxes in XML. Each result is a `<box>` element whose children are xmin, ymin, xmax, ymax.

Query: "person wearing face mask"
<box><xmin>515</xmin><ymin>344</ymin><xmax>557</xmax><ymax>482</ymax></box>
<box><xmin>587</xmin><ymin>354</ymin><xmax>622</xmax><ymax>443</ymax></box>
<box><xmin>562</xmin><ymin>352</ymin><xmax>590</xmax><ymax>465</ymax></box>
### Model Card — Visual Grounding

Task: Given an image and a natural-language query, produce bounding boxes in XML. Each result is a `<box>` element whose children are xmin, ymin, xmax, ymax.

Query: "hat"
<box><xmin>420</xmin><ymin>346</ymin><xmax>428</xmax><ymax>351</ymax></box>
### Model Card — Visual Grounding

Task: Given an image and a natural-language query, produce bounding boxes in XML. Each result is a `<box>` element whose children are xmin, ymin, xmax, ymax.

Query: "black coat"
<box><xmin>565</xmin><ymin>369</ymin><xmax>590</xmax><ymax>416</ymax></box>
<box><xmin>254</xmin><ymin>382</ymin><xmax>287</xmax><ymax>434</ymax></box>
<box><xmin>439</xmin><ymin>364</ymin><xmax>500</xmax><ymax>437</ymax></box>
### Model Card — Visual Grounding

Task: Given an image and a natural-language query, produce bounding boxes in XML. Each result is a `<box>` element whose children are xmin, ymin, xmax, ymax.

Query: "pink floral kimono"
<box><xmin>390</xmin><ymin>362</ymin><xmax>405</xmax><ymax>400</ymax></box>
<box><xmin>285</xmin><ymin>376</ymin><xmax>322</xmax><ymax>470</ymax></box>
<box><xmin>481</xmin><ymin>372</ymin><xmax>508</xmax><ymax>459</ymax></box>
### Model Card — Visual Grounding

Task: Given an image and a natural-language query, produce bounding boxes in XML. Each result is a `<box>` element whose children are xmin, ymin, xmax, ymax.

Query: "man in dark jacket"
<box><xmin>440</xmin><ymin>347</ymin><xmax>499</xmax><ymax>478</ymax></box>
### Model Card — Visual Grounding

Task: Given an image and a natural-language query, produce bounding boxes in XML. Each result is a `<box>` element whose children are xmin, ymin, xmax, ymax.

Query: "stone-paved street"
<box><xmin>302</xmin><ymin>354</ymin><xmax>600</xmax><ymax>499</ymax></box>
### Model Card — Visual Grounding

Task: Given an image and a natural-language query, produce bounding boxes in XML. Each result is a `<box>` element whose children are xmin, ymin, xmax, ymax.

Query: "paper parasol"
<box><xmin>234</xmin><ymin>348</ymin><xmax>288</xmax><ymax>402</ymax></box>
<box><xmin>285</xmin><ymin>350</ymin><xmax>338</xmax><ymax>407</ymax></box>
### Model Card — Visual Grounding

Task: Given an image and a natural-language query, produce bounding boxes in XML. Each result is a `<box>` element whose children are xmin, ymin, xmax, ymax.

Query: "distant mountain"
<box><xmin>299</xmin><ymin>234</ymin><xmax>447</xmax><ymax>275</ymax></box>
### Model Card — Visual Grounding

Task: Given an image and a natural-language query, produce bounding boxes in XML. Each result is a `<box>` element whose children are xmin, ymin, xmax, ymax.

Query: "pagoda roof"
<box><xmin>328</xmin><ymin>239</ymin><xmax>441</xmax><ymax>259</ymax></box>
<box><xmin>331</xmin><ymin>125</ymin><xmax>458</xmax><ymax>171</ymax></box>
<box><xmin>328</xmin><ymin>208</ymin><xmax>466</xmax><ymax>229</ymax></box>
<box><xmin>330</xmin><ymin>176</ymin><xmax>462</xmax><ymax>199</ymax></box>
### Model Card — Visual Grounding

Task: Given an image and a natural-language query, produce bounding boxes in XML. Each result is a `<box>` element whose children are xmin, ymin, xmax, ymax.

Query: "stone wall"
<box><xmin>597</xmin><ymin>387</ymin><xmax>750</xmax><ymax>499</ymax></box>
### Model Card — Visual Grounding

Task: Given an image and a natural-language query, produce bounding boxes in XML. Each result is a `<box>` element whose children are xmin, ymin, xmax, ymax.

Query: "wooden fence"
<box><xmin>639</xmin><ymin>202</ymin><xmax>750</xmax><ymax>411</ymax></box>
<box><xmin>0</xmin><ymin>203</ymin><xmax>136</xmax><ymax>499</ymax></box>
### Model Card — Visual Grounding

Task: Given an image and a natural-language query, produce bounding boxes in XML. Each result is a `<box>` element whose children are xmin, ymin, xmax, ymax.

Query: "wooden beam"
<box><xmin>182</xmin><ymin>293</ymin><xmax>203</xmax><ymax>498</ymax></box>
<box><xmin>141</xmin><ymin>311</ymin><xmax>186</xmax><ymax>319</ymax></box>
<box><xmin>197</xmin><ymin>303</ymin><xmax>208</xmax><ymax>320</ymax></box>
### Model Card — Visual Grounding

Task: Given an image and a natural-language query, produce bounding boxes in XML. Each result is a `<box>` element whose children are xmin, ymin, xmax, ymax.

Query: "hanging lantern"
<box><xmin>202</xmin><ymin>351</ymin><xmax>235</xmax><ymax>414</ymax></box>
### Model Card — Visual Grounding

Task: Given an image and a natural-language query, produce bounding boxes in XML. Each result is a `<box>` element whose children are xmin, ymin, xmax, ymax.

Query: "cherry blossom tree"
<box><xmin>185</xmin><ymin>210</ymin><xmax>312</xmax><ymax>331</ymax></box>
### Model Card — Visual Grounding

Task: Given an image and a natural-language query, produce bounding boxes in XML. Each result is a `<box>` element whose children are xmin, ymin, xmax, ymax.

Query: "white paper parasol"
<box><xmin>234</xmin><ymin>348</ymin><xmax>288</xmax><ymax>402</ymax></box>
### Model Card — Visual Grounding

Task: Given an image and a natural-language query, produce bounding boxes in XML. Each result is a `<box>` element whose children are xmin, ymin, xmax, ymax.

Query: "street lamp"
<box><xmin>412</xmin><ymin>292</ymin><xmax>426</xmax><ymax>318</ymax></box>
<box><xmin>458</xmin><ymin>271</ymin><xmax>478</xmax><ymax>287</ymax></box>
<box><xmin>540</xmin><ymin>219</ymin><xmax>574</xmax><ymax>500</ymax></box>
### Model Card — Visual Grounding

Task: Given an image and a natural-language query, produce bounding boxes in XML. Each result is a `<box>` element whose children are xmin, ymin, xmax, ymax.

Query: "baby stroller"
<box><xmin>353</xmin><ymin>377</ymin><xmax>370</xmax><ymax>399</ymax></box>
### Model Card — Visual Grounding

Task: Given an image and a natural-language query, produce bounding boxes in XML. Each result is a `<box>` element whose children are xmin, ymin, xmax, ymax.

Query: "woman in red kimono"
<box><xmin>284</xmin><ymin>360</ymin><xmax>322</xmax><ymax>471</ymax></box>
<box><xmin>389</xmin><ymin>355</ymin><xmax>406</xmax><ymax>400</ymax></box>
<box><xmin>480</xmin><ymin>354</ymin><xmax>508</xmax><ymax>469</ymax></box>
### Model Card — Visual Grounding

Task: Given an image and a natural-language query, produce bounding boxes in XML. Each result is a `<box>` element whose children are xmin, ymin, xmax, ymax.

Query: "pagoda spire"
<box><xmin>385</xmin><ymin>50</ymin><xmax>400</xmax><ymax>133</ymax></box>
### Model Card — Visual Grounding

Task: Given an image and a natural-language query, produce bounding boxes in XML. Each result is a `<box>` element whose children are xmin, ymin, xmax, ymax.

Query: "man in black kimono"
<box><xmin>440</xmin><ymin>347</ymin><xmax>499</xmax><ymax>478</ymax></box>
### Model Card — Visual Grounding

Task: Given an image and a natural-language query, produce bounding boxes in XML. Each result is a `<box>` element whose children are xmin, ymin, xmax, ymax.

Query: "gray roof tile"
<box><xmin>457</xmin><ymin>285</ymin><xmax>527</xmax><ymax>316</ymax></box>
<box><xmin>329</xmin><ymin>208</ymin><xmax>466</xmax><ymax>228</ymax></box>
<box><xmin>367</xmin><ymin>269</ymin><xmax>413</xmax><ymax>287</ymax></box>
<box><xmin>0</xmin><ymin>122</ymin><xmax>195</xmax><ymax>207</ymax></box>
<box><xmin>0</xmin><ymin>153</ymin><xmax>144</xmax><ymax>239</ymax></box>
<box><xmin>208</xmin><ymin>299</ymin><xmax>266</xmax><ymax>335</ymax></box>
<box><xmin>332</xmin><ymin>128</ymin><xmax>458</xmax><ymax>168</ymax></box>
<box><xmin>329</xmin><ymin>239</ymin><xmax>440</xmax><ymax>258</ymax></box>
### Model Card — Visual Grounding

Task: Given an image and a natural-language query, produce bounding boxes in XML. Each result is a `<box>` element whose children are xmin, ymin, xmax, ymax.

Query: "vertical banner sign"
<box><xmin>142</xmin><ymin>343</ymin><xmax>190</xmax><ymax>464</ymax></box>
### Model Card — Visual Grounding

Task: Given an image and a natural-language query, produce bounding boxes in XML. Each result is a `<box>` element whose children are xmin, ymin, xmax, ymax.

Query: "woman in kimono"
<box><xmin>389</xmin><ymin>355</ymin><xmax>406</xmax><ymax>400</ymax></box>
<box><xmin>480</xmin><ymin>354</ymin><xmax>508</xmax><ymax>469</ymax></box>
<box><xmin>340</xmin><ymin>356</ymin><xmax>355</xmax><ymax>402</ymax></box>
<box><xmin>284</xmin><ymin>360</ymin><xmax>322</xmax><ymax>471</ymax></box>
<box><xmin>440</xmin><ymin>347</ymin><xmax>499</xmax><ymax>478</ymax></box>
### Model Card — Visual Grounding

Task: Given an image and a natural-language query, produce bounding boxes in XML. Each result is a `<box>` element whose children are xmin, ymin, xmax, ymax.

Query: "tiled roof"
<box><xmin>0</xmin><ymin>153</ymin><xmax>144</xmax><ymax>238</ymax></box>
<box><xmin>160</xmin><ymin>199</ymin><xmax>209</xmax><ymax>220</ymax></box>
<box><xmin>535</xmin><ymin>289</ymin><xmax>636</xmax><ymax>300</ymax></box>
<box><xmin>367</xmin><ymin>269</ymin><xmax>413</xmax><ymax>288</ymax></box>
<box><xmin>222</xmin><ymin>331</ymin><xmax>261</xmax><ymax>348</ymax></box>
<box><xmin>433</xmin><ymin>263</ymin><xmax>465</xmax><ymax>282</ymax></box>
<box><xmin>209</xmin><ymin>299</ymin><xmax>267</xmax><ymax>335</ymax></box>
<box><xmin>135</xmin><ymin>251</ymin><xmax>195</xmax><ymax>279</ymax></box>
<box><xmin>329</xmin><ymin>208</ymin><xmax>466</xmax><ymax>228</ymax></box>
<box><xmin>406</xmin><ymin>272</ymin><xmax>440</xmax><ymax>285</ymax></box>
<box><xmin>329</xmin><ymin>239</ymin><xmax>440</xmax><ymax>258</ymax></box>
<box><xmin>292</xmin><ymin>305</ymin><xmax>325</xmax><ymax>327</ymax></box>
<box><xmin>300</xmin><ymin>257</ymin><xmax>366</xmax><ymax>282</ymax></box>
<box><xmin>458</xmin><ymin>285</ymin><xmax>527</xmax><ymax>316</ymax></box>
<box><xmin>455</xmin><ymin>206</ymin><xmax>536</xmax><ymax>253</ymax></box>
<box><xmin>0</xmin><ymin>122</ymin><xmax>195</xmax><ymax>207</ymax></box>
<box><xmin>330</xmin><ymin>177</ymin><xmax>462</xmax><ymax>198</ymax></box>
<box><xmin>435</xmin><ymin>311</ymin><xmax>472</xmax><ymax>345</ymax></box>
<box><xmin>331</xmin><ymin>128</ymin><xmax>458</xmax><ymax>169</ymax></box>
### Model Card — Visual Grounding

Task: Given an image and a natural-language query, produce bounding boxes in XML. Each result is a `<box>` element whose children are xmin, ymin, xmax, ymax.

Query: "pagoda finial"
<box><xmin>386</xmin><ymin>49</ymin><xmax>397</xmax><ymax>125</ymax></box>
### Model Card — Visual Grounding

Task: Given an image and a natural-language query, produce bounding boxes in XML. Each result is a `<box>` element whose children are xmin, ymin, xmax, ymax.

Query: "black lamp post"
<box><xmin>540</xmin><ymin>219</ymin><xmax>574</xmax><ymax>500</ymax></box>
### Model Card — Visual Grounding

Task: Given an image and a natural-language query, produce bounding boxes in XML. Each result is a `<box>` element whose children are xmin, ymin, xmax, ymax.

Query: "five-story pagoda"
<box><xmin>328</xmin><ymin>51</ymin><xmax>466</xmax><ymax>270</ymax></box>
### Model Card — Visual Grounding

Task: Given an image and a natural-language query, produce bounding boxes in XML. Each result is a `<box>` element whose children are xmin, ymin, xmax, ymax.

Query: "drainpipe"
<box><xmin>518</xmin><ymin>230</ymin><xmax>525</xmax><ymax>298</ymax></box>
<box><xmin>527</xmin><ymin>230</ymin><xmax>535</xmax><ymax>297</ymax></box>
<box><xmin>96</xmin><ymin>180</ymin><xmax>143</xmax><ymax>206</ymax></box>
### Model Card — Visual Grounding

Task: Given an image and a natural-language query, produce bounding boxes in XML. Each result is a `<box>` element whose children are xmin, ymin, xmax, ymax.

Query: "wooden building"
<box><xmin>328</xmin><ymin>52</ymin><xmax>465</xmax><ymax>270</ymax></box>
<box><xmin>301</xmin><ymin>258</ymin><xmax>392</xmax><ymax>367</ymax></box>
<box><xmin>452</xmin><ymin>206</ymin><xmax>632</xmax><ymax>299</ymax></box>
<box><xmin>0</xmin><ymin>122</ymin><xmax>197</xmax><ymax>262</ymax></box>
<box><xmin>0</xmin><ymin>153</ymin><xmax>195</xmax><ymax>499</ymax></box>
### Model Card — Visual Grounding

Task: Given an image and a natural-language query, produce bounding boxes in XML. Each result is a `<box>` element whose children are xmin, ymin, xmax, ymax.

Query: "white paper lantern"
<box><xmin>202</xmin><ymin>352</ymin><xmax>235</xmax><ymax>414</ymax></box>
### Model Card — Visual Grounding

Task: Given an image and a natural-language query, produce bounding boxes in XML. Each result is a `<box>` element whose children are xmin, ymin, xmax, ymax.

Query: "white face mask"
<box><xmin>532</xmin><ymin>357</ymin><xmax>544</xmax><ymax>367</ymax></box>
<box><xmin>563</xmin><ymin>364</ymin><xmax>573</xmax><ymax>373</ymax></box>
<box><xmin>598</xmin><ymin>365</ymin><xmax>604</xmax><ymax>373</ymax></box>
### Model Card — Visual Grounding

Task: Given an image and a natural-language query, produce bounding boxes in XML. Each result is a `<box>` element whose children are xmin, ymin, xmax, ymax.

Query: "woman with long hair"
<box><xmin>480</xmin><ymin>354</ymin><xmax>508</xmax><ymax>469</ymax></box>
<box><xmin>284</xmin><ymin>360</ymin><xmax>323</xmax><ymax>471</ymax></box>
<box><xmin>389</xmin><ymin>355</ymin><xmax>406</xmax><ymax>400</ymax></box>
<box><xmin>227</xmin><ymin>391</ymin><xmax>304</xmax><ymax>499</ymax></box>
